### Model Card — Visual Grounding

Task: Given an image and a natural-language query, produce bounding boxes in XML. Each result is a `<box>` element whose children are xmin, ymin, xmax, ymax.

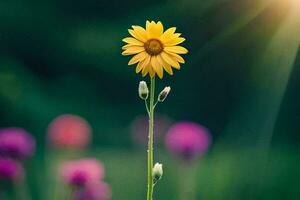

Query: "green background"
<box><xmin>0</xmin><ymin>0</ymin><xmax>300</xmax><ymax>199</ymax></box>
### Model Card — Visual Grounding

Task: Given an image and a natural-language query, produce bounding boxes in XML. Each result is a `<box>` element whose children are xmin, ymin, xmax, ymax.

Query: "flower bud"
<box><xmin>152</xmin><ymin>163</ymin><xmax>163</xmax><ymax>183</ymax></box>
<box><xmin>158</xmin><ymin>86</ymin><xmax>171</xmax><ymax>102</ymax></box>
<box><xmin>138</xmin><ymin>81</ymin><xmax>149</xmax><ymax>100</ymax></box>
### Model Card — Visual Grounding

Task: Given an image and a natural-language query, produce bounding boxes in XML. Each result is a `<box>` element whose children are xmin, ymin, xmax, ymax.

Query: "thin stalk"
<box><xmin>144</xmin><ymin>100</ymin><xmax>150</xmax><ymax>116</ymax></box>
<box><xmin>146</xmin><ymin>76</ymin><xmax>155</xmax><ymax>200</ymax></box>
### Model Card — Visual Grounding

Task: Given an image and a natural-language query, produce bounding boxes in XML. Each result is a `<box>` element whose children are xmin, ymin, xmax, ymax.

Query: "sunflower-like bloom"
<box><xmin>122</xmin><ymin>21</ymin><xmax>188</xmax><ymax>79</ymax></box>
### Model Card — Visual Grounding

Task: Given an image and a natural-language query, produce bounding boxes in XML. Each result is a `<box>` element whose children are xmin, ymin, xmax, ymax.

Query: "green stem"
<box><xmin>144</xmin><ymin>100</ymin><xmax>150</xmax><ymax>116</ymax></box>
<box><xmin>146</xmin><ymin>76</ymin><xmax>155</xmax><ymax>200</ymax></box>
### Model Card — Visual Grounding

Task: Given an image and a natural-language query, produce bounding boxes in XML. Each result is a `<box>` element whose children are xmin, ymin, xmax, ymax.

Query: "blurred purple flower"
<box><xmin>0</xmin><ymin>157</ymin><xmax>24</xmax><ymax>182</ymax></box>
<box><xmin>60</xmin><ymin>158</ymin><xmax>104</xmax><ymax>187</ymax></box>
<box><xmin>131</xmin><ymin>114</ymin><xmax>171</xmax><ymax>146</ymax></box>
<box><xmin>165</xmin><ymin>121</ymin><xmax>211</xmax><ymax>162</ymax></box>
<box><xmin>48</xmin><ymin>114</ymin><xmax>92</xmax><ymax>149</ymax></box>
<box><xmin>0</xmin><ymin>128</ymin><xmax>35</xmax><ymax>160</ymax></box>
<box><xmin>74</xmin><ymin>181</ymin><xmax>111</xmax><ymax>200</ymax></box>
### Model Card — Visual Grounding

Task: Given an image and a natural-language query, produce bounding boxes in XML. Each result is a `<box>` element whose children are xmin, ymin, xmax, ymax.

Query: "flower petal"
<box><xmin>160</xmin><ymin>27</ymin><xmax>176</xmax><ymax>41</ymax></box>
<box><xmin>164</xmin><ymin>63</ymin><xmax>174</xmax><ymax>74</ymax></box>
<box><xmin>146</xmin><ymin>20</ymin><xmax>151</xmax><ymax>30</ymax></box>
<box><xmin>164</xmin><ymin>46</ymin><xmax>188</xmax><ymax>54</ymax></box>
<box><xmin>161</xmin><ymin>52</ymin><xmax>180</xmax><ymax>68</ymax></box>
<box><xmin>164</xmin><ymin>37</ymin><xmax>186</xmax><ymax>46</ymax></box>
<box><xmin>146</xmin><ymin>21</ymin><xmax>153</xmax><ymax>38</ymax></box>
<box><xmin>128</xmin><ymin>51</ymin><xmax>148</xmax><ymax>65</ymax></box>
<box><xmin>122</xmin><ymin>37</ymin><xmax>144</xmax><ymax>46</ymax></box>
<box><xmin>132</xmin><ymin>26</ymin><xmax>148</xmax><ymax>42</ymax></box>
<box><xmin>157</xmin><ymin>55</ymin><xmax>173</xmax><ymax>75</ymax></box>
<box><xmin>135</xmin><ymin>62</ymin><xmax>144</xmax><ymax>73</ymax></box>
<box><xmin>162</xmin><ymin>33</ymin><xmax>181</xmax><ymax>44</ymax></box>
<box><xmin>149</xmin><ymin>65</ymin><xmax>155</xmax><ymax>78</ymax></box>
<box><xmin>146</xmin><ymin>21</ymin><xmax>163</xmax><ymax>39</ymax></box>
<box><xmin>136</xmin><ymin>56</ymin><xmax>150</xmax><ymax>73</ymax></box>
<box><xmin>122</xmin><ymin>44</ymin><xmax>140</xmax><ymax>50</ymax></box>
<box><xmin>151</xmin><ymin>56</ymin><xmax>163</xmax><ymax>79</ymax></box>
<box><xmin>122</xmin><ymin>46</ymin><xmax>145</xmax><ymax>55</ymax></box>
<box><xmin>167</xmin><ymin>52</ymin><xmax>185</xmax><ymax>63</ymax></box>
<box><xmin>142</xmin><ymin>64</ymin><xmax>150</xmax><ymax>77</ymax></box>
<box><xmin>156</xmin><ymin>21</ymin><xmax>164</xmax><ymax>36</ymax></box>
<box><xmin>128</xmin><ymin>29</ymin><xmax>144</xmax><ymax>42</ymax></box>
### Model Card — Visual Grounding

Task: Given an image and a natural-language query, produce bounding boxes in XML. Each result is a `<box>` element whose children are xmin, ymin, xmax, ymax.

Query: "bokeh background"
<box><xmin>0</xmin><ymin>0</ymin><xmax>300</xmax><ymax>199</ymax></box>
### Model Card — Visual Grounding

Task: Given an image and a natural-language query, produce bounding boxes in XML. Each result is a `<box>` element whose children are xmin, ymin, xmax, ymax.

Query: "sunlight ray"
<box><xmin>191</xmin><ymin>0</ymin><xmax>274</xmax><ymax>62</ymax></box>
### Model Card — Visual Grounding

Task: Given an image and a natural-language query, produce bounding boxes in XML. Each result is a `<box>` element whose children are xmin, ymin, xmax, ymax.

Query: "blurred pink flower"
<box><xmin>60</xmin><ymin>158</ymin><xmax>104</xmax><ymax>187</ymax></box>
<box><xmin>131</xmin><ymin>114</ymin><xmax>171</xmax><ymax>146</ymax></box>
<box><xmin>0</xmin><ymin>128</ymin><xmax>35</xmax><ymax>160</ymax></box>
<box><xmin>74</xmin><ymin>181</ymin><xmax>112</xmax><ymax>200</ymax></box>
<box><xmin>0</xmin><ymin>157</ymin><xmax>24</xmax><ymax>182</ymax></box>
<box><xmin>165</xmin><ymin>121</ymin><xmax>211</xmax><ymax>162</ymax></box>
<box><xmin>48</xmin><ymin>114</ymin><xmax>92</xmax><ymax>149</ymax></box>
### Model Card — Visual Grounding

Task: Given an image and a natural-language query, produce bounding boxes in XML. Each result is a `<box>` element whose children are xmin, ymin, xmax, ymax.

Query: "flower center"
<box><xmin>144</xmin><ymin>39</ymin><xmax>164</xmax><ymax>55</ymax></box>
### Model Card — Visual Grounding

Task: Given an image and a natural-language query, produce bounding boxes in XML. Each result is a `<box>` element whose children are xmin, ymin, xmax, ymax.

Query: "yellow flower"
<box><xmin>122</xmin><ymin>21</ymin><xmax>188</xmax><ymax>79</ymax></box>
